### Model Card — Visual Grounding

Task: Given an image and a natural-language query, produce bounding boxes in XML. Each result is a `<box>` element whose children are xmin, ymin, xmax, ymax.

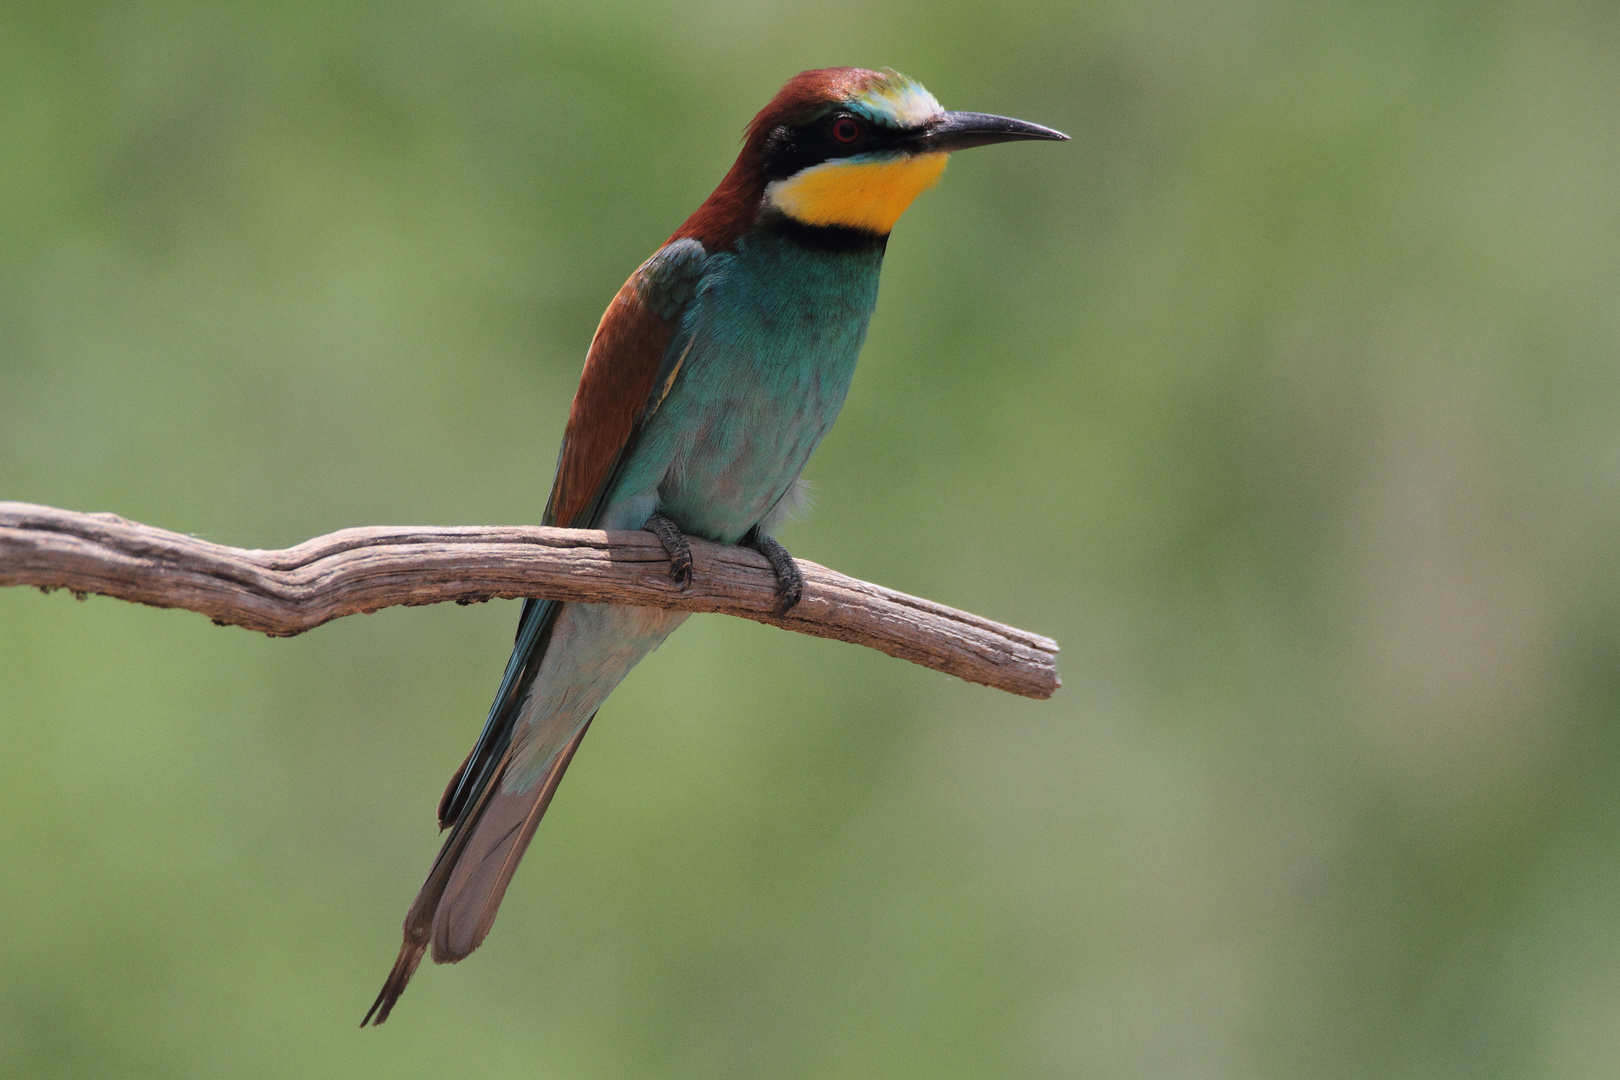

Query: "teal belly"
<box><xmin>603</xmin><ymin>232</ymin><xmax>884</xmax><ymax>541</ymax></box>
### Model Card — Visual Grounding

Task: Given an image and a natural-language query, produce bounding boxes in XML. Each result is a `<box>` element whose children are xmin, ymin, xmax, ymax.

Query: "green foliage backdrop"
<box><xmin>4</xmin><ymin>2</ymin><xmax>1620</xmax><ymax>1076</ymax></box>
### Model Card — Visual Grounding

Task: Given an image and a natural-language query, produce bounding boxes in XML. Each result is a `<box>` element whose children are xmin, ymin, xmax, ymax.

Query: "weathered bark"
<box><xmin>0</xmin><ymin>502</ymin><xmax>1059</xmax><ymax>699</ymax></box>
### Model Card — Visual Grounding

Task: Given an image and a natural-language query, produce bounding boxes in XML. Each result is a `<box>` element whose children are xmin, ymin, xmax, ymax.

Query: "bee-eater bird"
<box><xmin>363</xmin><ymin>67</ymin><xmax>1065</xmax><ymax>1025</ymax></box>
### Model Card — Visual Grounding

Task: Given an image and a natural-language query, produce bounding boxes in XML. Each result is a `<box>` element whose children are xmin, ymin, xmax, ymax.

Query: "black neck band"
<box><xmin>758</xmin><ymin>210</ymin><xmax>889</xmax><ymax>254</ymax></box>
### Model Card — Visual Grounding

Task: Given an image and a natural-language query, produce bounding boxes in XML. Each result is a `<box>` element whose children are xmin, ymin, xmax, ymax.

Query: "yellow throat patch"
<box><xmin>766</xmin><ymin>152</ymin><xmax>949</xmax><ymax>235</ymax></box>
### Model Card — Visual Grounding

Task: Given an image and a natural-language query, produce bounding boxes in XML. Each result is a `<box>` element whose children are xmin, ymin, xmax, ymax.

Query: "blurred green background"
<box><xmin>3</xmin><ymin>1</ymin><xmax>1620</xmax><ymax>1076</ymax></box>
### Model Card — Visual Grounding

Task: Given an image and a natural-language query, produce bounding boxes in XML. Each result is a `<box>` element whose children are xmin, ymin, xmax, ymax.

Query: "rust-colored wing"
<box><xmin>363</xmin><ymin>240</ymin><xmax>707</xmax><ymax>1027</ymax></box>
<box><xmin>435</xmin><ymin>237</ymin><xmax>707</xmax><ymax>836</ymax></box>
<box><xmin>543</xmin><ymin>238</ymin><xmax>708</xmax><ymax>529</ymax></box>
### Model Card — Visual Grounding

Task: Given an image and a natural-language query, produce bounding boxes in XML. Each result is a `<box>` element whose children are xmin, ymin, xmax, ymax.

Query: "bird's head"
<box><xmin>677</xmin><ymin>68</ymin><xmax>1067</xmax><ymax>247</ymax></box>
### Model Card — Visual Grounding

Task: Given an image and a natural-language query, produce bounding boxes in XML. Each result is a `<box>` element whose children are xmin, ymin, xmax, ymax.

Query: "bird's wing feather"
<box><xmin>435</xmin><ymin>238</ymin><xmax>707</xmax><ymax>830</ymax></box>
<box><xmin>366</xmin><ymin>240</ymin><xmax>708</xmax><ymax>1025</ymax></box>
<box><xmin>545</xmin><ymin>237</ymin><xmax>708</xmax><ymax>530</ymax></box>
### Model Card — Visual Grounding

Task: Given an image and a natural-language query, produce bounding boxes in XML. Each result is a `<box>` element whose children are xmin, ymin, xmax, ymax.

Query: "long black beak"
<box><xmin>918</xmin><ymin>111</ymin><xmax>1069</xmax><ymax>153</ymax></box>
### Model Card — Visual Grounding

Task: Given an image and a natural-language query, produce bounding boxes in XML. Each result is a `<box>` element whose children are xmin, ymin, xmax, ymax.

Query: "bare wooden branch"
<box><xmin>0</xmin><ymin>502</ymin><xmax>1058</xmax><ymax>699</ymax></box>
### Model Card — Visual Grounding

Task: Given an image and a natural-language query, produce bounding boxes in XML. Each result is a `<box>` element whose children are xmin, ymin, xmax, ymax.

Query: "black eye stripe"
<box><xmin>760</xmin><ymin>112</ymin><xmax>909</xmax><ymax>180</ymax></box>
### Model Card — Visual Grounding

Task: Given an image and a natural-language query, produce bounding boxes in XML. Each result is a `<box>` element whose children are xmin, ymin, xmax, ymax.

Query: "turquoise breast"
<box><xmin>604</xmin><ymin>230</ymin><xmax>885</xmax><ymax>543</ymax></box>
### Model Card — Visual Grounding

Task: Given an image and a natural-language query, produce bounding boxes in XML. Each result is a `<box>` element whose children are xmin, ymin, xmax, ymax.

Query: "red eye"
<box><xmin>831</xmin><ymin>117</ymin><xmax>861</xmax><ymax>143</ymax></box>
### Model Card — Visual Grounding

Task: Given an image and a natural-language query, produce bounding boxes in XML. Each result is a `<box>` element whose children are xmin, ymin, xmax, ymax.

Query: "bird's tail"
<box><xmin>363</xmin><ymin>597</ymin><xmax>683</xmax><ymax>1025</ymax></box>
<box><xmin>362</xmin><ymin>714</ymin><xmax>592</xmax><ymax>1026</ymax></box>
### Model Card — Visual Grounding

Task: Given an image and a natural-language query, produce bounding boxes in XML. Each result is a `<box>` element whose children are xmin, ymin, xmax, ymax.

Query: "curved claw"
<box><xmin>643</xmin><ymin>513</ymin><xmax>693</xmax><ymax>590</ymax></box>
<box><xmin>775</xmin><ymin>576</ymin><xmax>803</xmax><ymax>616</ymax></box>
<box><xmin>744</xmin><ymin>528</ymin><xmax>804</xmax><ymax>615</ymax></box>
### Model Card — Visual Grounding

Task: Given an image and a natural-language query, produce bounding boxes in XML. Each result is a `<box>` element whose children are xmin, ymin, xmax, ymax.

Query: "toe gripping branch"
<box><xmin>642</xmin><ymin>513</ymin><xmax>693</xmax><ymax>589</ymax></box>
<box><xmin>642</xmin><ymin>515</ymin><xmax>802</xmax><ymax>614</ymax></box>
<box><xmin>743</xmin><ymin>526</ymin><xmax>804</xmax><ymax>615</ymax></box>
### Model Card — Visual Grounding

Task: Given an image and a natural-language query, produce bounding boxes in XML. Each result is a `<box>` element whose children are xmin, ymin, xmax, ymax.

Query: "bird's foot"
<box><xmin>743</xmin><ymin>526</ymin><xmax>803</xmax><ymax>614</ymax></box>
<box><xmin>643</xmin><ymin>513</ymin><xmax>693</xmax><ymax>589</ymax></box>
